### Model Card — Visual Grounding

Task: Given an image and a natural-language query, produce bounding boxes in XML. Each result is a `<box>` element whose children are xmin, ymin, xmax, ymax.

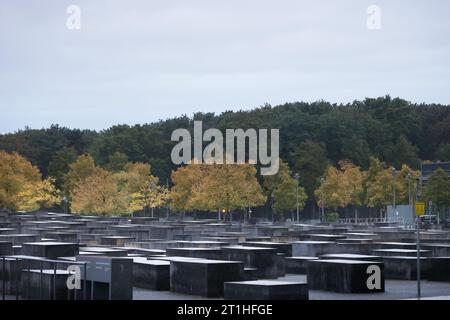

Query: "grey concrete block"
<box><xmin>224</xmin><ymin>280</ymin><xmax>308</xmax><ymax>300</ymax></box>
<box><xmin>307</xmin><ymin>259</ymin><xmax>385</xmax><ymax>293</ymax></box>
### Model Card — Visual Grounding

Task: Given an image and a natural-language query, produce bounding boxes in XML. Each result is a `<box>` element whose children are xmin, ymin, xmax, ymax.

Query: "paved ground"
<box><xmin>3</xmin><ymin>274</ymin><xmax>449</xmax><ymax>300</ymax></box>
<box><xmin>133</xmin><ymin>274</ymin><xmax>450</xmax><ymax>300</ymax></box>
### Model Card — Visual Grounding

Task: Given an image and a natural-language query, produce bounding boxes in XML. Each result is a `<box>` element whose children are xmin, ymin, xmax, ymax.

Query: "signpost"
<box><xmin>415</xmin><ymin>202</ymin><xmax>425</xmax><ymax>216</ymax></box>
<box><xmin>415</xmin><ymin>181</ymin><xmax>423</xmax><ymax>299</ymax></box>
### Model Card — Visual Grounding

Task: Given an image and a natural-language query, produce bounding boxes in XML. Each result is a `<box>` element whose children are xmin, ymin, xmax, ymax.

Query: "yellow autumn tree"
<box><xmin>365</xmin><ymin>159</ymin><xmax>420</xmax><ymax>214</ymax></box>
<box><xmin>170</xmin><ymin>162</ymin><xmax>266</xmax><ymax>217</ymax></box>
<box><xmin>315</xmin><ymin>165</ymin><xmax>348</xmax><ymax>210</ymax></box>
<box><xmin>170</xmin><ymin>163</ymin><xmax>209</xmax><ymax>212</ymax></box>
<box><xmin>125</xmin><ymin>162</ymin><xmax>169</xmax><ymax>216</ymax></box>
<box><xmin>314</xmin><ymin>160</ymin><xmax>365</xmax><ymax>211</ymax></box>
<box><xmin>16</xmin><ymin>178</ymin><xmax>62</xmax><ymax>211</ymax></box>
<box><xmin>69</xmin><ymin>158</ymin><xmax>168</xmax><ymax>216</ymax></box>
<box><xmin>0</xmin><ymin>151</ymin><xmax>61</xmax><ymax>211</ymax></box>
<box><xmin>191</xmin><ymin>163</ymin><xmax>266</xmax><ymax>214</ymax></box>
<box><xmin>64</xmin><ymin>154</ymin><xmax>102</xmax><ymax>196</ymax></box>
<box><xmin>366</xmin><ymin>168</ymin><xmax>394</xmax><ymax>210</ymax></box>
<box><xmin>339</xmin><ymin>160</ymin><xmax>366</xmax><ymax>207</ymax></box>
<box><xmin>70</xmin><ymin>168</ymin><xmax>129</xmax><ymax>215</ymax></box>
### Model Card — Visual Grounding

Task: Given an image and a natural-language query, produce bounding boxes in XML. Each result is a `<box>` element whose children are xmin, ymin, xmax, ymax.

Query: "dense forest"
<box><xmin>1</xmin><ymin>96</ymin><xmax>449</xmax><ymax>217</ymax></box>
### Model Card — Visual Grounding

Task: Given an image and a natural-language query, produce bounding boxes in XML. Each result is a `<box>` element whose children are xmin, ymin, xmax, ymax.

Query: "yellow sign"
<box><xmin>415</xmin><ymin>202</ymin><xmax>425</xmax><ymax>216</ymax></box>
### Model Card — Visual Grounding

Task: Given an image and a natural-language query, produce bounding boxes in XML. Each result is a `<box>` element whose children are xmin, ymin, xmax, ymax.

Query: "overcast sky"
<box><xmin>0</xmin><ymin>0</ymin><xmax>449</xmax><ymax>133</ymax></box>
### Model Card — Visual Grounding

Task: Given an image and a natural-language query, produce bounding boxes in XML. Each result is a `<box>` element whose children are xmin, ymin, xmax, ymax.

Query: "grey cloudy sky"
<box><xmin>1</xmin><ymin>0</ymin><xmax>449</xmax><ymax>133</ymax></box>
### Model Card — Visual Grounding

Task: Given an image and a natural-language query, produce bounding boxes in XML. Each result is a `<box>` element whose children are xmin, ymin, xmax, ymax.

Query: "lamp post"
<box><xmin>166</xmin><ymin>178</ymin><xmax>170</xmax><ymax>220</ymax></box>
<box><xmin>320</xmin><ymin>177</ymin><xmax>325</xmax><ymax>221</ymax></box>
<box><xmin>271</xmin><ymin>193</ymin><xmax>275</xmax><ymax>223</ymax></box>
<box><xmin>294</xmin><ymin>173</ymin><xmax>300</xmax><ymax>223</ymax></box>
<box><xmin>392</xmin><ymin>168</ymin><xmax>397</xmax><ymax>222</ymax></box>
<box><xmin>416</xmin><ymin>177</ymin><xmax>422</xmax><ymax>299</ymax></box>
<box><xmin>407</xmin><ymin>172</ymin><xmax>412</xmax><ymax>225</ymax></box>
<box><xmin>62</xmin><ymin>196</ymin><xmax>68</xmax><ymax>215</ymax></box>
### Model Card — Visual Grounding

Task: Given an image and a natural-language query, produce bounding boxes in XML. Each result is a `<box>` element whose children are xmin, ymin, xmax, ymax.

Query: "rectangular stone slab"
<box><xmin>422</xmin><ymin>244</ymin><xmax>450</xmax><ymax>257</ymax></box>
<box><xmin>242</xmin><ymin>241</ymin><xmax>292</xmax><ymax>257</ymax></box>
<box><xmin>43</xmin><ymin>232</ymin><xmax>78</xmax><ymax>242</ymax></box>
<box><xmin>0</xmin><ymin>241</ymin><xmax>13</xmax><ymax>255</ymax></box>
<box><xmin>224</xmin><ymin>280</ymin><xmax>309</xmax><ymax>300</ymax></box>
<box><xmin>285</xmin><ymin>256</ymin><xmax>318</xmax><ymax>274</ymax></box>
<box><xmin>0</xmin><ymin>234</ymin><xmax>39</xmax><ymax>245</ymax></box>
<box><xmin>1</xmin><ymin>257</ymin><xmax>22</xmax><ymax>295</ymax></box>
<box><xmin>381</xmin><ymin>256</ymin><xmax>430</xmax><ymax>280</ymax></box>
<box><xmin>243</xmin><ymin>267</ymin><xmax>258</xmax><ymax>281</ymax></box>
<box><xmin>307</xmin><ymin>259</ymin><xmax>385</xmax><ymax>293</ymax></box>
<box><xmin>319</xmin><ymin>254</ymin><xmax>382</xmax><ymax>261</ymax></box>
<box><xmin>125</xmin><ymin>241</ymin><xmax>180</xmax><ymax>250</ymax></box>
<box><xmin>21</xmin><ymin>269</ymin><xmax>73</xmax><ymax>300</ymax></box>
<box><xmin>166</xmin><ymin>247</ymin><xmax>223</xmax><ymax>260</ymax></box>
<box><xmin>342</xmin><ymin>233</ymin><xmax>381</xmax><ymax>240</ymax></box>
<box><xmin>78</xmin><ymin>246</ymin><xmax>128</xmax><ymax>257</ymax></box>
<box><xmin>100</xmin><ymin>236</ymin><xmax>135</xmax><ymax>246</ymax></box>
<box><xmin>307</xmin><ymin>234</ymin><xmax>347</xmax><ymax>241</ymax></box>
<box><xmin>427</xmin><ymin>257</ymin><xmax>450</xmax><ymax>281</ymax></box>
<box><xmin>372</xmin><ymin>249</ymin><xmax>431</xmax><ymax>257</ymax></box>
<box><xmin>175</xmin><ymin>240</ymin><xmax>228</xmax><ymax>248</ymax></box>
<box><xmin>0</xmin><ymin>228</ymin><xmax>17</xmax><ymax>235</ymax></box>
<box><xmin>169</xmin><ymin>257</ymin><xmax>244</xmax><ymax>297</ymax></box>
<box><xmin>21</xmin><ymin>242</ymin><xmax>79</xmax><ymax>259</ymax></box>
<box><xmin>132</xmin><ymin>258</ymin><xmax>170</xmax><ymax>290</ymax></box>
<box><xmin>221</xmin><ymin>246</ymin><xmax>278</xmax><ymax>279</ymax></box>
<box><xmin>119</xmin><ymin>247</ymin><xmax>166</xmax><ymax>257</ymax></box>
<box><xmin>292</xmin><ymin>241</ymin><xmax>335</xmax><ymax>257</ymax></box>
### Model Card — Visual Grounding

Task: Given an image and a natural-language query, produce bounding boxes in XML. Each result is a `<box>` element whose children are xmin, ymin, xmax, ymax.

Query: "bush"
<box><xmin>323</xmin><ymin>212</ymin><xmax>339</xmax><ymax>223</ymax></box>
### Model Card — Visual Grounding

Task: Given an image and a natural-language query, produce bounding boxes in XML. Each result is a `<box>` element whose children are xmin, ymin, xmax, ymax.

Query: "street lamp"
<box><xmin>218</xmin><ymin>208</ymin><xmax>227</xmax><ymax>221</ymax></box>
<box><xmin>294</xmin><ymin>173</ymin><xmax>300</xmax><ymax>223</ymax></box>
<box><xmin>62</xmin><ymin>195</ymin><xmax>68</xmax><ymax>215</ymax></box>
<box><xmin>166</xmin><ymin>178</ymin><xmax>170</xmax><ymax>220</ymax></box>
<box><xmin>415</xmin><ymin>176</ymin><xmax>422</xmax><ymax>298</ymax></box>
<box><xmin>320</xmin><ymin>177</ymin><xmax>325</xmax><ymax>221</ymax></box>
<box><xmin>407</xmin><ymin>172</ymin><xmax>412</xmax><ymax>224</ymax></box>
<box><xmin>392</xmin><ymin>168</ymin><xmax>397</xmax><ymax>221</ymax></box>
<box><xmin>271</xmin><ymin>193</ymin><xmax>275</xmax><ymax>223</ymax></box>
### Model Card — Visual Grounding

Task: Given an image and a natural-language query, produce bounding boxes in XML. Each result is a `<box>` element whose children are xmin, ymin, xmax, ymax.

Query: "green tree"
<box><xmin>422</xmin><ymin>168</ymin><xmax>450</xmax><ymax>220</ymax></box>
<box><xmin>437</xmin><ymin>143</ymin><xmax>450</xmax><ymax>161</ymax></box>
<box><xmin>263</xmin><ymin>160</ymin><xmax>307</xmax><ymax>218</ymax></box>
<box><xmin>105</xmin><ymin>152</ymin><xmax>129</xmax><ymax>172</ymax></box>
<box><xmin>47</xmin><ymin>147</ymin><xmax>78</xmax><ymax>189</ymax></box>
<box><xmin>384</xmin><ymin>136</ymin><xmax>421</xmax><ymax>170</ymax></box>
<box><xmin>291</xmin><ymin>140</ymin><xmax>328</xmax><ymax>201</ymax></box>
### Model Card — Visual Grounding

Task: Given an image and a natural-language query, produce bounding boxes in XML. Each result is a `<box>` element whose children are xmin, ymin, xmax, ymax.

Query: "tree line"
<box><xmin>1</xmin><ymin>150</ymin><xmax>449</xmax><ymax>221</ymax></box>
<box><xmin>0</xmin><ymin>95</ymin><xmax>449</xmax><ymax>218</ymax></box>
